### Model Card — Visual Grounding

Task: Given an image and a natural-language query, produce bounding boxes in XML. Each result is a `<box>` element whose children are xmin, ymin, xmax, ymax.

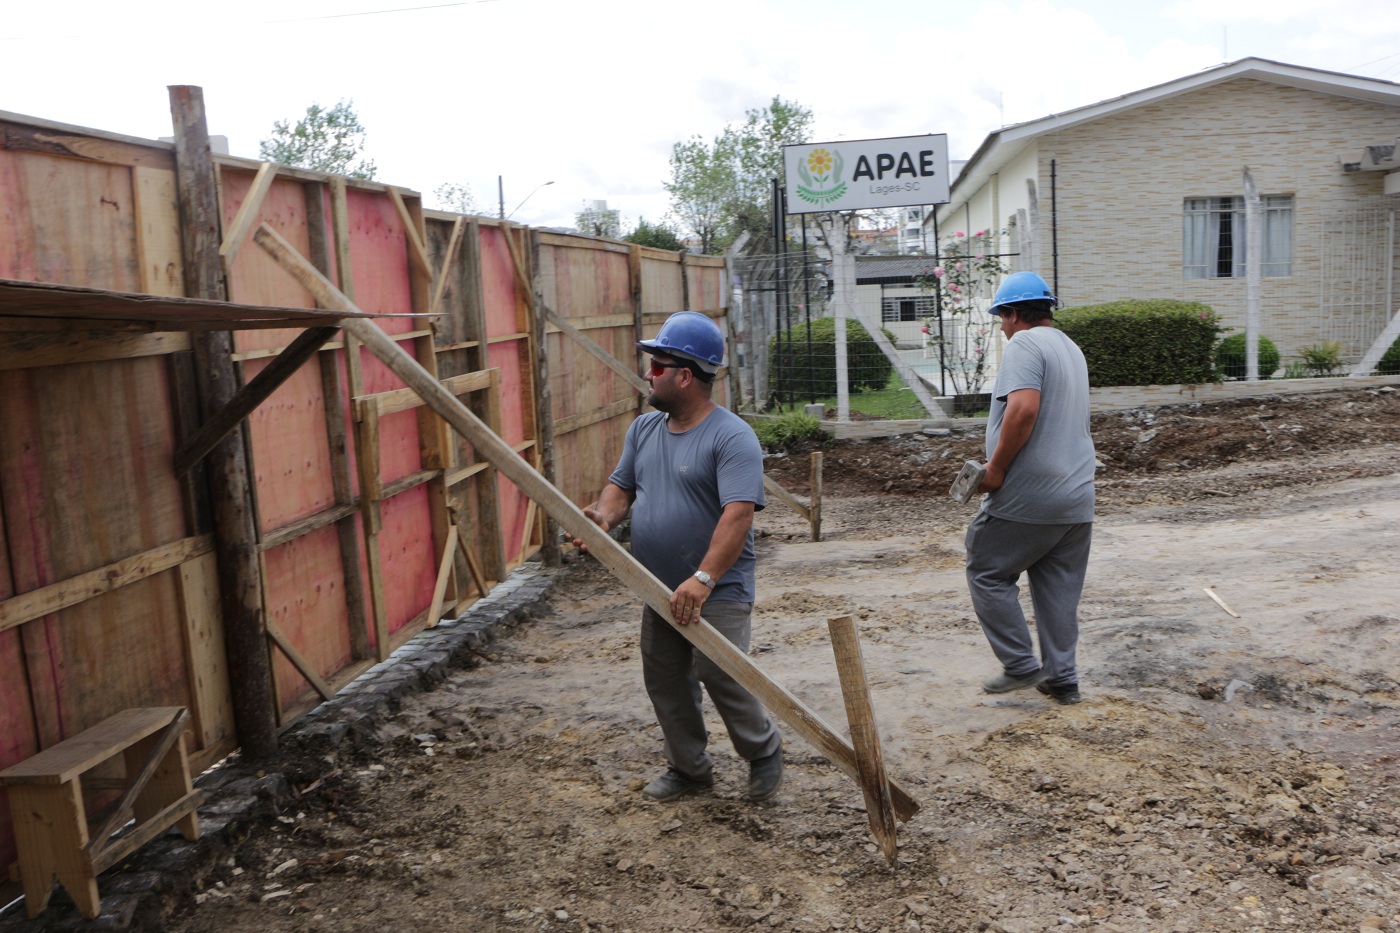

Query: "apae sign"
<box><xmin>783</xmin><ymin>134</ymin><xmax>950</xmax><ymax>214</ymax></box>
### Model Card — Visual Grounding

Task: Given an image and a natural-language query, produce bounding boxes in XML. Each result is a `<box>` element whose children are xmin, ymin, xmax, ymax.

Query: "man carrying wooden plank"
<box><xmin>568</xmin><ymin>312</ymin><xmax>784</xmax><ymax>803</ymax></box>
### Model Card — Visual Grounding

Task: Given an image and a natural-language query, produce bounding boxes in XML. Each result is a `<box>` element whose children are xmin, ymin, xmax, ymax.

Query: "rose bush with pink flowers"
<box><xmin>916</xmin><ymin>229</ymin><xmax>1007</xmax><ymax>396</ymax></box>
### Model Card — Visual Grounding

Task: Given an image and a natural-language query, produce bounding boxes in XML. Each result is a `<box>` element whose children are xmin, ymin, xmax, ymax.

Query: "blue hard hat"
<box><xmin>637</xmin><ymin>311</ymin><xmax>725</xmax><ymax>374</ymax></box>
<box><xmin>990</xmin><ymin>271</ymin><xmax>1057</xmax><ymax>314</ymax></box>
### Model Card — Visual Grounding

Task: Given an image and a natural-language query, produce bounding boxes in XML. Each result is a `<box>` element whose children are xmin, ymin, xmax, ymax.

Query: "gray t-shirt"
<box><xmin>982</xmin><ymin>326</ymin><xmax>1096</xmax><ymax>524</ymax></box>
<box><xmin>609</xmin><ymin>407</ymin><xmax>766</xmax><ymax>602</ymax></box>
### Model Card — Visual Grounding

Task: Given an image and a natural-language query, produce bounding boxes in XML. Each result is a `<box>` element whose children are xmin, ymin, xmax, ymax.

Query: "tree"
<box><xmin>728</xmin><ymin>96</ymin><xmax>815</xmax><ymax>244</ymax></box>
<box><xmin>431</xmin><ymin>182</ymin><xmax>480</xmax><ymax>215</ymax></box>
<box><xmin>664</xmin><ymin>97</ymin><xmax>813</xmax><ymax>254</ymax></box>
<box><xmin>259</xmin><ymin>100</ymin><xmax>377</xmax><ymax>179</ymax></box>
<box><xmin>576</xmin><ymin>201</ymin><xmax>622</xmax><ymax>239</ymax></box>
<box><xmin>664</xmin><ymin>135</ymin><xmax>734</xmax><ymax>255</ymax></box>
<box><xmin>624</xmin><ymin>218</ymin><xmax>683</xmax><ymax>251</ymax></box>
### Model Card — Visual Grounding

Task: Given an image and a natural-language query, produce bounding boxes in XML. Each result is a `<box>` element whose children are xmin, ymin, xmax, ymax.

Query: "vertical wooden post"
<box><xmin>827</xmin><ymin>615</ymin><xmax>898</xmax><ymax>864</ymax></box>
<box><xmin>167</xmin><ymin>85</ymin><xmax>277</xmax><ymax>758</ymax></box>
<box><xmin>463</xmin><ymin>222</ymin><xmax>507</xmax><ymax>586</ymax></box>
<box><xmin>810</xmin><ymin>450</ymin><xmax>823</xmax><ymax>543</ymax></box>
<box><xmin>529</xmin><ymin>228</ymin><xmax>560</xmax><ymax>567</ymax></box>
<box><xmin>304</xmin><ymin>182</ymin><xmax>371</xmax><ymax>661</ymax></box>
<box><xmin>400</xmin><ymin>193</ymin><xmax>457</xmax><ymax>614</ymax></box>
<box><xmin>628</xmin><ymin>243</ymin><xmax>645</xmax><ymax>415</ymax></box>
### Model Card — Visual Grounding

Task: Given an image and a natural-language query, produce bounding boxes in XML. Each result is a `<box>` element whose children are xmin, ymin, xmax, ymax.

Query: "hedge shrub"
<box><xmin>1215</xmin><ymin>332</ymin><xmax>1281</xmax><ymax>380</ymax></box>
<box><xmin>1054</xmin><ymin>299</ymin><xmax>1222</xmax><ymax>387</ymax></box>
<box><xmin>1377</xmin><ymin>337</ymin><xmax>1400</xmax><ymax>376</ymax></box>
<box><xmin>768</xmin><ymin>316</ymin><xmax>894</xmax><ymax>397</ymax></box>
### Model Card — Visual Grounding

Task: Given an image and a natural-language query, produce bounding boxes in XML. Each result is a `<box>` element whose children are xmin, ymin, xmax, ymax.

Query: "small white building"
<box><xmin>930</xmin><ymin>58</ymin><xmax>1400</xmax><ymax>366</ymax></box>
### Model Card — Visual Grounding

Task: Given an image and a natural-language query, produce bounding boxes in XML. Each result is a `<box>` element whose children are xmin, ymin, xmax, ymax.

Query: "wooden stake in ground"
<box><xmin>252</xmin><ymin>222</ymin><xmax>921</xmax><ymax>823</ymax></box>
<box><xmin>828</xmin><ymin>615</ymin><xmax>898</xmax><ymax>864</ymax></box>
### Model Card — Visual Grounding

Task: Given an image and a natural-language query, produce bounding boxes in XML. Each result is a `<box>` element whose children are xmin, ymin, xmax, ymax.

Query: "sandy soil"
<box><xmin>168</xmin><ymin>387</ymin><xmax>1399</xmax><ymax>933</ymax></box>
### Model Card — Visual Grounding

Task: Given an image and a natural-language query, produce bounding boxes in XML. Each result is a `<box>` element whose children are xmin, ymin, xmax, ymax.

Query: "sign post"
<box><xmin>784</xmin><ymin>135</ymin><xmax>951</xmax><ymax>423</ymax></box>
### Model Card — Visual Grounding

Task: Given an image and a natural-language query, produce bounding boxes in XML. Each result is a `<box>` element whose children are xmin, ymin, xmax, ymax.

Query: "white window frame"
<box><xmin>1183</xmin><ymin>195</ymin><xmax>1293</xmax><ymax>279</ymax></box>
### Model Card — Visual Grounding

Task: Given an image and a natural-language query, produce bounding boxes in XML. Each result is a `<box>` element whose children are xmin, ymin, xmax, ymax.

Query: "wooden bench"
<box><xmin>0</xmin><ymin>707</ymin><xmax>203</xmax><ymax>919</ymax></box>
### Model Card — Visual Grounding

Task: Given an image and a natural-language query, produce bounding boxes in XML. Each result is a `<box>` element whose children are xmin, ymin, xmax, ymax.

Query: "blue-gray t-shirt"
<box><xmin>609</xmin><ymin>407</ymin><xmax>766</xmax><ymax>602</ymax></box>
<box><xmin>982</xmin><ymin>326</ymin><xmax>1096</xmax><ymax>524</ymax></box>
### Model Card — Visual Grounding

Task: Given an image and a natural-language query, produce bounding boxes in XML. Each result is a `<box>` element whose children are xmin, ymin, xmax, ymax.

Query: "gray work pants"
<box><xmin>965</xmin><ymin>511</ymin><xmax>1093</xmax><ymax>688</ymax></box>
<box><xmin>640</xmin><ymin>600</ymin><xmax>781</xmax><ymax>780</ymax></box>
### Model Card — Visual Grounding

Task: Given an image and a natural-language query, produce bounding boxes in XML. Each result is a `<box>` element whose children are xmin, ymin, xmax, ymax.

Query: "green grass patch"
<box><xmin>790</xmin><ymin>372</ymin><xmax>932</xmax><ymax>420</ymax></box>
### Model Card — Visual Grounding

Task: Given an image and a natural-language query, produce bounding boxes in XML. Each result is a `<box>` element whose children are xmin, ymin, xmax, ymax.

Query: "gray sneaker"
<box><xmin>748</xmin><ymin>749</ymin><xmax>784</xmax><ymax>802</ymax></box>
<box><xmin>642</xmin><ymin>768</ymin><xmax>713</xmax><ymax>802</ymax></box>
<box><xmin>982</xmin><ymin>669</ymin><xmax>1049</xmax><ymax>693</ymax></box>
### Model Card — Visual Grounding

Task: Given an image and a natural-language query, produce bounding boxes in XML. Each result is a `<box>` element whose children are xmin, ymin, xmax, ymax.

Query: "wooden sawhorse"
<box><xmin>1</xmin><ymin>707</ymin><xmax>203</xmax><ymax>919</ymax></box>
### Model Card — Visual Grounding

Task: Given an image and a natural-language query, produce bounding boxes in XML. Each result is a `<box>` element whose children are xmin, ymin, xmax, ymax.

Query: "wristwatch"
<box><xmin>693</xmin><ymin>570</ymin><xmax>715</xmax><ymax>589</ymax></box>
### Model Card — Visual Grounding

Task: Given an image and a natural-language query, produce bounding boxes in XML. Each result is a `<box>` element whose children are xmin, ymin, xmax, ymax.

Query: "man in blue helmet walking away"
<box><xmin>964</xmin><ymin>272</ymin><xmax>1096</xmax><ymax>705</ymax></box>
<box><xmin>570</xmin><ymin>311</ymin><xmax>784</xmax><ymax>802</ymax></box>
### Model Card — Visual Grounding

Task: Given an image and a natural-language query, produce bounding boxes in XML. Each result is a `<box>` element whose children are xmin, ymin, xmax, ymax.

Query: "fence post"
<box><xmin>168</xmin><ymin>85</ymin><xmax>277</xmax><ymax>759</ymax></box>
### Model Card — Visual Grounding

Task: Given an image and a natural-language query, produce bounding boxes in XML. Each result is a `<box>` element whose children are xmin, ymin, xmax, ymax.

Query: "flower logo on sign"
<box><xmin>795</xmin><ymin>147</ymin><xmax>846</xmax><ymax>205</ymax></box>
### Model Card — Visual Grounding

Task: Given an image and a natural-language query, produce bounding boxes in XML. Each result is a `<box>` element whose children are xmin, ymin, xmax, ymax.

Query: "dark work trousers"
<box><xmin>640</xmin><ymin>600</ymin><xmax>781</xmax><ymax>780</ymax></box>
<box><xmin>965</xmin><ymin>511</ymin><xmax>1093</xmax><ymax>688</ymax></box>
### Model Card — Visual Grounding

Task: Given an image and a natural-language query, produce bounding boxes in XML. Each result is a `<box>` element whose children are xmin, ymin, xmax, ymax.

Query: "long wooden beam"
<box><xmin>253</xmin><ymin>222</ymin><xmax>919</xmax><ymax>822</ymax></box>
<box><xmin>173</xmin><ymin>326</ymin><xmax>338</xmax><ymax>476</ymax></box>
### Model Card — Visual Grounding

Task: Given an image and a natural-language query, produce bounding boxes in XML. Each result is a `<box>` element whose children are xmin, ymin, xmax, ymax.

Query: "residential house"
<box><xmin>930</xmin><ymin>58</ymin><xmax>1400</xmax><ymax>369</ymax></box>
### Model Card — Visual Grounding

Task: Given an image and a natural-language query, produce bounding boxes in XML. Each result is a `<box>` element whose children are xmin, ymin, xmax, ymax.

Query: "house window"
<box><xmin>1183</xmin><ymin>195</ymin><xmax>1293</xmax><ymax>278</ymax></box>
<box><xmin>881</xmin><ymin>295</ymin><xmax>934</xmax><ymax>323</ymax></box>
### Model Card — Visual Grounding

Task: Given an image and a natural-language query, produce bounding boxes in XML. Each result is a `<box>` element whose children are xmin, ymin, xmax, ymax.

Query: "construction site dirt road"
<box><xmin>169</xmin><ymin>386</ymin><xmax>1399</xmax><ymax>933</ymax></box>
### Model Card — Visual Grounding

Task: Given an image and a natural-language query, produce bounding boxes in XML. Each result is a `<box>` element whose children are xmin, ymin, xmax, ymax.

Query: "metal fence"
<box><xmin>1047</xmin><ymin>200</ymin><xmax>1400</xmax><ymax>377</ymax></box>
<box><xmin>729</xmin><ymin>201</ymin><xmax>1399</xmax><ymax>420</ymax></box>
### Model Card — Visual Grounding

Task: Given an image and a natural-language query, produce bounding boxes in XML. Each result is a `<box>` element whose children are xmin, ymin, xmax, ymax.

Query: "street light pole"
<box><xmin>498</xmin><ymin>175</ymin><xmax>504</xmax><ymax>220</ymax></box>
<box><xmin>505</xmin><ymin>180</ymin><xmax>554</xmax><ymax>222</ymax></box>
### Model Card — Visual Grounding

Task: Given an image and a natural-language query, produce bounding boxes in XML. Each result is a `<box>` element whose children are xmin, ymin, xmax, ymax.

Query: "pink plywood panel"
<box><xmin>488</xmin><ymin>341</ymin><xmax>529</xmax><ymax>447</ymax></box>
<box><xmin>264</xmin><ymin>525</ymin><xmax>354</xmax><ymax>710</ymax></box>
<box><xmin>378</xmin><ymin>486</ymin><xmax>437</xmax><ymax>636</ymax></box>
<box><xmin>375</xmin><ymin>408</ymin><xmax>425</xmax><ymax>484</ymax></box>
<box><xmin>496</xmin><ymin>475</ymin><xmax>530</xmax><ymax>566</ymax></box>
<box><xmin>222</xmin><ymin>172</ymin><xmax>317</xmax><ymax>356</ymax></box>
<box><xmin>242</xmin><ymin>354</ymin><xmax>337</xmax><ymax>532</ymax></box>
<box><xmin>0</xmin><ymin>359</ymin><xmax>188</xmax><ymax>742</ymax></box>
<box><xmin>478</xmin><ymin>226</ymin><xmax>522</xmax><ymax>339</ymax></box>
<box><xmin>346</xmin><ymin>189</ymin><xmax>415</xmax><ymax>331</ymax></box>
<box><xmin>0</xmin><ymin>150</ymin><xmax>139</xmax><ymax>289</ymax></box>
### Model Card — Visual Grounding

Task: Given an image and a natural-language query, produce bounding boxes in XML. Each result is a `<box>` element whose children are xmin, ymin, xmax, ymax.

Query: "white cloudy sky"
<box><xmin>3</xmin><ymin>0</ymin><xmax>1399</xmax><ymax>231</ymax></box>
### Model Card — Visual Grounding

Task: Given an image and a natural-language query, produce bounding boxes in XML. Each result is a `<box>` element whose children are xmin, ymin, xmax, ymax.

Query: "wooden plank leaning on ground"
<box><xmin>253</xmin><ymin>222</ymin><xmax>920</xmax><ymax>823</ymax></box>
<box><xmin>828</xmin><ymin>616</ymin><xmax>898</xmax><ymax>863</ymax></box>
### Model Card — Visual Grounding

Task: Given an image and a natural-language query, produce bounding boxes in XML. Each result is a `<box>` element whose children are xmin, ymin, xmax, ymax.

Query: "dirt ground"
<box><xmin>169</xmin><ymin>387</ymin><xmax>1399</xmax><ymax>933</ymax></box>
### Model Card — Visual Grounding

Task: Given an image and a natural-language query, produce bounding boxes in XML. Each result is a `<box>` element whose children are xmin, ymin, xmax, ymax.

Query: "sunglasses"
<box><xmin>648</xmin><ymin>359</ymin><xmax>687</xmax><ymax>377</ymax></box>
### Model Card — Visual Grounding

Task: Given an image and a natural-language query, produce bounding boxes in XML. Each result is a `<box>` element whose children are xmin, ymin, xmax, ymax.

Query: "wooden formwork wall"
<box><xmin>0</xmin><ymin>115</ymin><xmax>234</xmax><ymax>872</ymax></box>
<box><xmin>0</xmin><ymin>104</ymin><xmax>728</xmax><ymax>873</ymax></box>
<box><xmin>536</xmin><ymin>235</ymin><xmax>730</xmax><ymax>510</ymax></box>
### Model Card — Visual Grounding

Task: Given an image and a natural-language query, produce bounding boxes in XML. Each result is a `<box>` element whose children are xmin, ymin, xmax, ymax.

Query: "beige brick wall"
<box><xmin>1020</xmin><ymin>78</ymin><xmax>1399</xmax><ymax>361</ymax></box>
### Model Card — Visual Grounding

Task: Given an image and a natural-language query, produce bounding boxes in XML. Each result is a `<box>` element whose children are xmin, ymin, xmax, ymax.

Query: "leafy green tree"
<box><xmin>624</xmin><ymin>217</ymin><xmax>683</xmax><ymax>251</ymax></box>
<box><xmin>259</xmin><ymin>100</ymin><xmax>377</xmax><ymax>179</ymax></box>
<box><xmin>665</xmin><ymin>97</ymin><xmax>813</xmax><ymax>254</ymax></box>
<box><xmin>665</xmin><ymin>134</ymin><xmax>735</xmax><ymax>254</ymax></box>
<box><xmin>728</xmin><ymin>96</ymin><xmax>814</xmax><ymax>243</ymax></box>
<box><xmin>431</xmin><ymin>182</ymin><xmax>479</xmax><ymax>215</ymax></box>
